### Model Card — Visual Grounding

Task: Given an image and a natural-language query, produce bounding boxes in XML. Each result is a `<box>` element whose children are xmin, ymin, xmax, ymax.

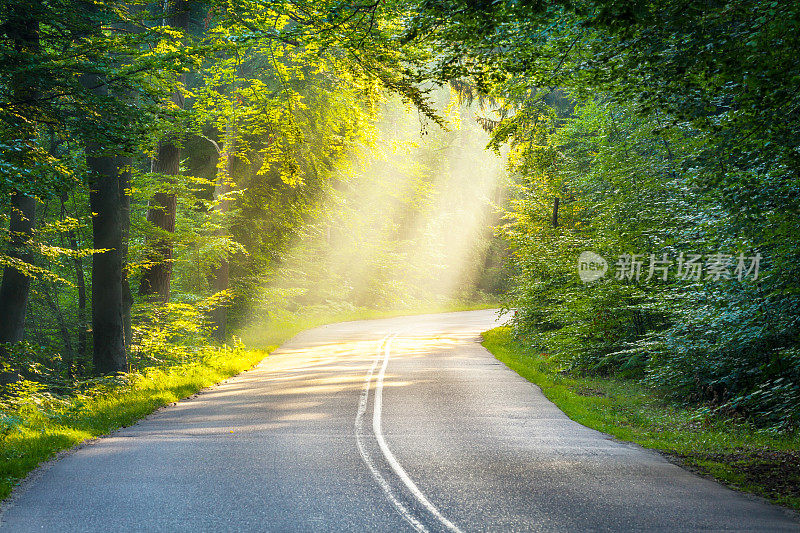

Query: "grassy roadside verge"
<box><xmin>481</xmin><ymin>326</ymin><xmax>800</xmax><ymax>511</ymax></box>
<box><xmin>0</xmin><ymin>345</ymin><xmax>270</xmax><ymax>502</ymax></box>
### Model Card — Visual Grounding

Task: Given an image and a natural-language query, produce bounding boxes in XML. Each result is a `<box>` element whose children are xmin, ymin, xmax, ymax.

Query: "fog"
<box><xmin>246</xmin><ymin>88</ymin><xmax>508</xmax><ymax>328</ymax></box>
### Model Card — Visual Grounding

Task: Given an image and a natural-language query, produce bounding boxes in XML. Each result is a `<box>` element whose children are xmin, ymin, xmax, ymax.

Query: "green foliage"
<box><xmin>498</xmin><ymin>95</ymin><xmax>800</xmax><ymax>430</ymax></box>
<box><xmin>131</xmin><ymin>302</ymin><xmax>209</xmax><ymax>365</ymax></box>
<box><xmin>399</xmin><ymin>1</ymin><xmax>800</xmax><ymax>431</ymax></box>
<box><xmin>238</xmin><ymin>89</ymin><xmax>509</xmax><ymax>327</ymax></box>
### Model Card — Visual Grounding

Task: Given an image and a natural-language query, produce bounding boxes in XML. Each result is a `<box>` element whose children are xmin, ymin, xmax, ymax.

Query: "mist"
<box><xmin>243</xmin><ymin>88</ymin><xmax>509</xmax><ymax>330</ymax></box>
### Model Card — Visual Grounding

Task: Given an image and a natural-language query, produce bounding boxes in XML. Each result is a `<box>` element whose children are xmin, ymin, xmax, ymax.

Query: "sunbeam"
<box><xmin>241</xmin><ymin>88</ymin><xmax>508</xmax><ymax>337</ymax></box>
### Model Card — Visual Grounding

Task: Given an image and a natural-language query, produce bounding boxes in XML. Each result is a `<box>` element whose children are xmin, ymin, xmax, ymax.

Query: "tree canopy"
<box><xmin>1</xmin><ymin>0</ymin><xmax>799</xmax><ymax>432</ymax></box>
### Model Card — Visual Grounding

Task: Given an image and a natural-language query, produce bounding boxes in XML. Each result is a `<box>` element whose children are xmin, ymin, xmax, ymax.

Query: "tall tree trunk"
<box><xmin>0</xmin><ymin>194</ymin><xmax>36</xmax><ymax>345</ymax></box>
<box><xmin>108</xmin><ymin>0</ymin><xmax>140</xmax><ymax>348</ymax></box>
<box><xmin>67</xmin><ymin>229</ymin><xmax>88</xmax><ymax>362</ymax></box>
<box><xmin>138</xmin><ymin>0</ymin><xmax>189</xmax><ymax>302</ymax></box>
<box><xmin>87</xmin><ymin>144</ymin><xmax>128</xmax><ymax>374</ymax></box>
<box><xmin>120</xmin><ymin>159</ymin><xmax>133</xmax><ymax>348</ymax></box>
<box><xmin>79</xmin><ymin>0</ymin><xmax>127</xmax><ymax>373</ymax></box>
<box><xmin>552</xmin><ymin>196</ymin><xmax>560</xmax><ymax>228</ymax></box>
<box><xmin>139</xmin><ymin>166</ymin><xmax>177</xmax><ymax>302</ymax></box>
<box><xmin>0</xmin><ymin>9</ymin><xmax>39</xmax><ymax>348</ymax></box>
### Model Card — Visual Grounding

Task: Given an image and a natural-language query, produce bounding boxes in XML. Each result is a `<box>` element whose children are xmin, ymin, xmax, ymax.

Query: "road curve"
<box><xmin>1</xmin><ymin>310</ymin><xmax>797</xmax><ymax>532</ymax></box>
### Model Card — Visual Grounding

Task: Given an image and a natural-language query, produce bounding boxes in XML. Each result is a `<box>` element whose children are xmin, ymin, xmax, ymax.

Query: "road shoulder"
<box><xmin>481</xmin><ymin>326</ymin><xmax>800</xmax><ymax>516</ymax></box>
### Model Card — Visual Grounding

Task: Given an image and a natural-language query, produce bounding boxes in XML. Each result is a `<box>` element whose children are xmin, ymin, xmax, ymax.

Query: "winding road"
<box><xmin>1</xmin><ymin>310</ymin><xmax>798</xmax><ymax>531</ymax></box>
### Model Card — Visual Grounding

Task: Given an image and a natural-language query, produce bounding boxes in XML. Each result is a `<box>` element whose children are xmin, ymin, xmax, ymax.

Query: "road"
<box><xmin>1</xmin><ymin>309</ymin><xmax>797</xmax><ymax>532</ymax></box>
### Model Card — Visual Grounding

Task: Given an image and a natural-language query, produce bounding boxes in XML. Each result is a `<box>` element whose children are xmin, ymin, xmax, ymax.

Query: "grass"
<box><xmin>481</xmin><ymin>326</ymin><xmax>800</xmax><ymax>511</ymax></box>
<box><xmin>0</xmin><ymin>345</ymin><xmax>270</xmax><ymax>502</ymax></box>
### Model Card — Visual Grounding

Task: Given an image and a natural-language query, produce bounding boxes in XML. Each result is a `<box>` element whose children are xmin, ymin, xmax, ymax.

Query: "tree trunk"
<box><xmin>0</xmin><ymin>9</ymin><xmax>39</xmax><ymax>348</ymax></box>
<box><xmin>552</xmin><ymin>196</ymin><xmax>560</xmax><ymax>228</ymax></box>
<box><xmin>138</xmin><ymin>0</ymin><xmax>189</xmax><ymax>302</ymax></box>
<box><xmin>66</xmin><ymin>0</ymin><xmax>127</xmax><ymax>374</ymax></box>
<box><xmin>67</xmin><ymin>229</ymin><xmax>88</xmax><ymax>362</ymax></box>
<box><xmin>79</xmin><ymin>35</ymin><xmax>127</xmax><ymax>372</ymax></box>
<box><xmin>0</xmin><ymin>194</ymin><xmax>36</xmax><ymax>345</ymax></box>
<box><xmin>109</xmin><ymin>0</ymin><xmax>140</xmax><ymax>347</ymax></box>
<box><xmin>87</xmin><ymin>147</ymin><xmax>128</xmax><ymax>374</ymax></box>
<box><xmin>139</xmin><ymin>161</ymin><xmax>177</xmax><ymax>302</ymax></box>
<box><xmin>120</xmin><ymin>158</ymin><xmax>133</xmax><ymax>348</ymax></box>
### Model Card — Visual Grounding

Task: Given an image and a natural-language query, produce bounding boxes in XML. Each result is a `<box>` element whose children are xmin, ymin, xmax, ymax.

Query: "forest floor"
<box><xmin>481</xmin><ymin>326</ymin><xmax>800</xmax><ymax>512</ymax></box>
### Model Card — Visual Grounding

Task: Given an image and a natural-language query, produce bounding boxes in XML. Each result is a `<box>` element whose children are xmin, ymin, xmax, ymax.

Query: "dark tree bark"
<box><xmin>0</xmin><ymin>194</ymin><xmax>36</xmax><ymax>345</ymax></box>
<box><xmin>67</xmin><ymin>229</ymin><xmax>88</xmax><ymax>362</ymax></box>
<box><xmin>0</xmin><ymin>10</ymin><xmax>39</xmax><ymax>347</ymax></box>
<box><xmin>552</xmin><ymin>196</ymin><xmax>560</xmax><ymax>228</ymax></box>
<box><xmin>107</xmin><ymin>0</ymin><xmax>140</xmax><ymax>347</ymax></box>
<box><xmin>138</xmin><ymin>0</ymin><xmax>189</xmax><ymax>302</ymax></box>
<box><xmin>139</xmin><ymin>154</ymin><xmax>178</xmax><ymax>302</ymax></box>
<box><xmin>78</xmin><ymin>0</ymin><xmax>127</xmax><ymax>372</ymax></box>
<box><xmin>119</xmin><ymin>158</ymin><xmax>133</xmax><ymax>348</ymax></box>
<box><xmin>87</xmin><ymin>144</ymin><xmax>128</xmax><ymax>374</ymax></box>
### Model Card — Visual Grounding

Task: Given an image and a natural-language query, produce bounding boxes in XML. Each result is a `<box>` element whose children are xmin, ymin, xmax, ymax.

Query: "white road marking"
<box><xmin>355</xmin><ymin>334</ymin><xmax>428</xmax><ymax>533</ymax></box>
<box><xmin>373</xmin><ymin>335</ymin><xmax>464</xmax><ymax>533</ymax></box>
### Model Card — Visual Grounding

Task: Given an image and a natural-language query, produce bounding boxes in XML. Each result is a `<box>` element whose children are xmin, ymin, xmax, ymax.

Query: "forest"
<box><xmin>1</xmin><ymin>0</ymin><xmax>798</xmax><ymax>497</ymax></box>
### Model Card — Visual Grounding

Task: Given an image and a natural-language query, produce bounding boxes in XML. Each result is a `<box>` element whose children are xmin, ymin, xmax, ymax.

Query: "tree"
<box><xmin>0</xmin><ymin>194</ymin><xmax>36</xmax><ymax>345</ymax></box>
<box><xmin>86</xmin><ymin>138</ymin><xmax>128</xmax><ymax>373</ymax></box>
<box><xmin>139</xmin><ymin>0</ymin><xmax>192</xmax><ymax>302</ymax></box>
<box><xmin>0</xmin><ymin>5</ymin><xmax>39</xmax><ymax>347</ymax></box>
<box><xmin>404</xmin><ymin>0</ymin><xmax>800</xmax><ymax>427</ymax></box>
<box><xmin>79</xmin><ymin>1</ymin><xmax>130</xmax><ymax>373</ymax></box>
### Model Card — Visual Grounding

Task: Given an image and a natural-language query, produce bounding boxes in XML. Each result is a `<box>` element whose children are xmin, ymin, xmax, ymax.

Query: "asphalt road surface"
<box><xmin>2</xmin><ymin>310</ymin><xmax>798</xmax><ymax>532</ymax></box>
